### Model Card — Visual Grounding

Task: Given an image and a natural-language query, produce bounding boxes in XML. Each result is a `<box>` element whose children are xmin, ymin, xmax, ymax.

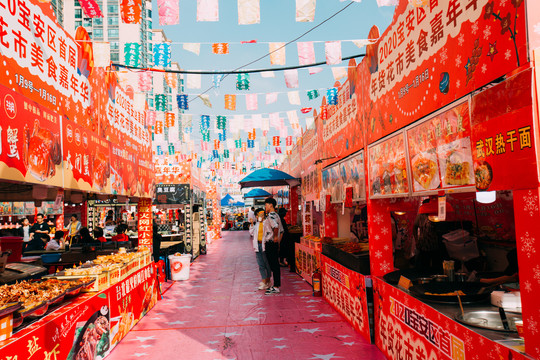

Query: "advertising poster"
<box><xmin>373</xmin><ymin>278</ymin><xmax>528</xmax><ymax>360</ymax></box>
<box><xmin>295</xmin><ymin>243</ymin><xmax>320</xmax><ymax>285</ymax></box>
<box><xmin>155</xmin><ymin>184</ymin><xmax>190</xmax><ymax>204</ymax></box>
<box><xmin>302</xmin><ymin>201</ymin><xmax>313</xmax><ymax>236</ymax></box>
<box><xmin>368</xmin><ymin>132</ymin><xmax>409</xmax><ymax>198</ymax></box>
<box><xmin>0</xmin><ymin>84</ymin><xmax>63</xmax><ymax>187</ymax></box>
<box><xmin>317</xmin><ymin>59</ymin><xmax>364</xmax><ymax>165</ymax></box>
<box><xmin>109</xmin><ymin>266</ymin><xmax>158</xmax><ymax>348</ymax></box>
<box><xmin>470</xmin><ymin>68</ymin><xmax>537</xmax><ymax>192</ymax></box>
<box><xmin>406</xmin><ymin>101</ymin><xmax>474</xmax><ymax>193</ymax></box>
<box><xmin>137</xmin><ymin>198</ymin><xmax>153</xmax><ymax>248</ymax></box>
<box><xmin>321</xmin><ymin>255</ymin><xmax>371</xmax><ymax>342</ymax></box>
<box><xmin>322</xmin><ymin>150</ymin><xmax>366</xmax><ymax>203</ymax></box>
<box><xmin>360</xmin><ymin>0</ymin><xmax>528</xmax><ymax>145</ymax></box>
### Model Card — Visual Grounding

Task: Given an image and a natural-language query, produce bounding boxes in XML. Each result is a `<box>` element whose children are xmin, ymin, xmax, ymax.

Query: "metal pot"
<box><xmin>431</xmin><ymin>275</ymin><xmax>448</xmax><ymax>282</ymax></box>
<box><xmin>416</xmin><ymin>277</ymin><xmax>432</xmax><ymax>285</ymax></box>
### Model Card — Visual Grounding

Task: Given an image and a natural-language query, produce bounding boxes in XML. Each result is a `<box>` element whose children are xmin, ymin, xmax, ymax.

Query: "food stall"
<box><xmin>155</xmin><ymin>183</ymin><xmax>188</xmax><ymax>258</ymax></box>
<box><xmin>351</xmin><ymin>0</ymin><xmax>540</xmax><ymax>358</ymax></box>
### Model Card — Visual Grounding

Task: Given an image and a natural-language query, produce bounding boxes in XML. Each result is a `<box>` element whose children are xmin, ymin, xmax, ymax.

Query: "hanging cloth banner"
<box><xmin>260</xmin><ymin>117</ymin><xmax>269</xmax><ymax>132</ymax></box>
<box><xmin>305</xmin><ymin>116</ymin><xmax>314</xmax><ymax>129</ymax></box>
<box><xmin>301</xmin><ymin>107</ymin><xmax>312</xmax><ymax>114</ymax></box>
<box><xmin>297</xmin><ymin>41</ymin><xmax>315</xmax><ymax>65</ymax></box>
<box><xmin>284</xmin><ymin>69</ymin><xmax>299</xmax><ymax>88</ymax></box>
<box><xmin>320</xmin><ymin>104</ymin><xmax>328</xmax><ymax>120</ymax></box>
<box><xmin>217</xmin><ymin>116</ymin><xmax>227</xmax><ymax>130</ymax></box>
<box><xmin>139</xmin><ymin>71</ymin><xmax>152</xmax><ymax>91</ymax></box>
<box><xmin>213</xmin><ymin>74</ymin><xmax>224</xmax><ymax>89</ymax></box>
<box><xmin>269</xmin><ymin>43</ymin><xmax>286</xmax><ymax>65</ymax></box>
<box><xmin>213</xmin><ymin>140</ymin><xmax>220</xmax><ymax>150</ymax></box>
<box><xmin>296</xmin><ymin>0</ymin><xmax>316</xmax><ymax>22</ymax></box>
<box><xmin>325</xmin><ymin>41</ymin><xmax>342</xmax><ymax>65</ymax></box>
<box><xmin>224</xmin><ymin>149</ymin><xmax>230</xmax><ymax>158</ymax></box>
<box><xmin>266</xmin><ymin>92</ymin><xmax>278</xmax><ymax>104</ymax></box>
<box><xmin>261</xmin><ymin>71</ymin><xmax>275</xmax><ymax>78</ymax></box>
<box><xmin>153</xmin><ymin>43</ymin><xmax>171</xmax><ymax>67</ymax></box>
<box><xmin>327</xmin><ymin>87</ymin><xmax>338</xmax><ymax>105</ymax></box>
<box><xmin>236</xmin><ymin>73</ymin><xmax>250</xmax><ymax>90</ymax></box>
<box><xmin>212</xmin><ymin>43</ymin><xmax>229</xmax><ymax>54</ymax></box>
<box><xmin>155</xmin><ymin>94</ymin><xmax>168</xmax><ymax>111</ymax></box>
<box><xmin>80</xmin><ymin>0</ymin><xmax>103</xmax><ymax>17</ymax></box>
<box><xmin>238</xmin><ymin>0</ymin><xmax>260</xmax><ymax>24</ymax></box>
<box><xmin>202</xmin><ymin>132</ymin><xmax>211</xmax><ymax>142</ymax></box>
<box><xmin>244</xmin><ymin>116</ymin><xmax>253</xmax><ymax>132</ymax></box>
<box><xmin>197</xmin><ymin>0</ymin><xmax>219</xmax><ymax>21</ymax></box>
<box><xmin>121</xmin><ymin>0</ymin><xmax>142</xmax><ymax>24</ymax></box>
<box><xmin>309</xmin><ymin>67</ymin><xmax>324</xmax><ymax>75</ymax></box>
<box><xmin>184</xmin><ymin>43</ymin><xmax>201</xmax><ymax>55</ymax></box>
<box><xmin>286</xmin><ymin>136</ymin><xmax>293</xmax><ymax>147</ymax></box>
<box><xmin>176</xmin><ymin>94</ymin><xmax>189</xmax><ymax>110</ymax></box>
<box><xmin>146</xmin><ymin>111</ymin><xmax>157</xmax><ymax>126</ymax></box>
<box><xmin>235</xmin><ymin>139</ymin><xmax>242</xmax><ymax>148</ymax></box>
<box><xmin>245</xmin><ymin>93</ymin><xmax>258</xmax><ymax>111</ymax></box>
<box><xmin>165</xmin><ymin>73</ymin><xmax>177</xmax><ymax>89</ymax></box>
<box><xmin>275</xmin><ymin>147</ymin><xmax>282</xmax><ymax>154</ymax></box>
<box><xmin>376</xmin><ymin>0</ymin><xmax>398</xmax><ymax>5</ymax></box>
<box><xmin>331</xmin><ymin>67</ymin><xmax>348</xmax><ymax>81</ymax></box>
<box><xmin>200</xmin><ymin>94</ymin><xmax>212</xmax><ymax>108</ymax></box>
<box><xmin>352</xmin><ymin>39</ymin><xmax>375</xmax><ymax>49</ymax></box>
<box><xmin>218</xmin><ymin>129</ymin><xmax>227</xmax><ymax>141</ymax></box>
<box><xmin>93</xmin><ymin>42</ymin><xmax>110</xmax><ymax>67</ymax></box>
<box><xmin>165</xmin><ymin>113</ymin><xmax>175</xmax><ymax>127</ymax></box>
<box><xmin>247</xmin><ymin>139</ymin><xmax>255</xmax><ymax>148</ymax></box>
<box><xmin>272</xmin><ymin>136</ymin><xmax>280</xmax><ymax>146</ymax></box>
<box><xmin>200</xmin><ymin>114</ymin><xmax>210</xmax><ymax>131</ymax></box>
<box><xmin>225</xmin><ymin>94</ymin><xmax>237</xmax><ymax>110</ymax></box>
<box><xmin>124</xmin><ymin>43</ymin><xmax>141</xmax><ymax>67</ymax></box>
<box><xmin>155</xmin><ymin>120</ymin><xmax>164</xmax><ymax>134</ymax></box>
<box><xmin>287</xmin><ymin>110</ymin><xmax>299</xmax><ymax>126</ymax></box>
<box><xmin>288</xmin><ymin>91</ymin><xmax>301</xmax><ymax>105</ymax></box>
<box><xmin>307</xmin><ymin>89</ymin><xmax>320</xmax><ymax>100</ymax></box>
<box><xmin>269</xmin><ymin>112</ymin><xmax>280</xmax><ymax>127</ymax></box>
<box><xmin>157</xmin><ymin>0</ymin><xmax>179</xmax><ymax>25</ymax></box>
<box><xmin>187</xmin><ymin>73</ymin><xmax>202</xmax><ymax>89</ymax></box>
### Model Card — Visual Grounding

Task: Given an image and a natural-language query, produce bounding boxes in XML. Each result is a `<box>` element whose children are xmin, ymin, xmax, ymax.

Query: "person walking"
<box><xmin>249</xmin><ymin>209</ymin><xmax>272</xmax><ymax>290</ymax></box>
<box><xmin>264</xmin><ymin>198</ymin><xmax>283</xmax><ymax>295</ymax></box>
<box><xmin>247</xmin><ymin>207</ymin><xmax>256</xmax><ymax>224</ymax></box>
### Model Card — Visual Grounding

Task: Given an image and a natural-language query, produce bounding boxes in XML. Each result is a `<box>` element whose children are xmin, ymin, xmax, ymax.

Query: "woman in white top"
<box><xmin>249</xmin><ymin>209</ymin><xmax>272</xmax><ymax>290</ymax></box>
<box><xmin>20</xmin><ymin>218</ymin><xmax>31</xmax><ymax>251</ymax></box>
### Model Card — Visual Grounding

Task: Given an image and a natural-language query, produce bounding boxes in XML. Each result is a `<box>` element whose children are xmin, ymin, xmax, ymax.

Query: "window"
<box><xmin>146</xmin><ymin>20</ymin><xmax>152</xmax><ymax>30</ymax></box>
<box><xmin>110</xmin><ymin>42</ymin><xmax>119</xmax><ymax>51</ymax></box>
<box><xmin>75</xmin><ymin>9</ymin><xmax>82</xmax><ymax>19</ymax></box>
<box><xmin>146</xmin><ymin>9</ymin><xmax>151</xmax><ymax>18</ymax></box>
<box><xmin>83</xmin><ymin>18</ymin><xmax>92</xmax><ymax>27</ymax></box>
<box><xmin>108</xmin><ymin>28</ymin><xmax>119</xmax><ymax>38</ymax></box>
<box><xmin>93</xmin><ymin>28</ymin><xmax>103</xmax><ymax>39</ymax></box>
<box><xmin>107</xmin><ymin>17</ymin><xmax>118</xmax><ymax>26</ymax></box>
<box><xmin>75</xmin><ymin>20</ymin><xmax>82</xmax><ymax>28</ymax></box>
<box><xmin>148</xmin><ymin>98</ymin><xmax>154</xmax><ymax>108</ymax></box>
<box><xmin>94</xmin><ymin>18</ymin><xmax>103</xmax><ymax>25</ymax></box>
<box><xmin>107</xmin><ymin>5</ymin><xmax>118</xmax><ymax>14</ymax></box>
<box><xmin>110</xmin><ymin>53</ymin><xmax>119</xmax><ymax>62</ymax></box>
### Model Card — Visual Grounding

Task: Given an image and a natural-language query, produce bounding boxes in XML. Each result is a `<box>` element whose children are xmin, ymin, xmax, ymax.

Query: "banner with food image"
<box><xmin>471</xmin><ymin>68</ymin><xmax>536</xmax><ymax>192</ymax></box>
<box><xmin>345</xmin><ymin>150</ymin><xmax>365</xmax><ymax>201</ymax></box>
<box><xmin>406</xmin><ymin>101</ymin><xmax>474</xmax><ymax>193</ymax></box>
<box><xmin>0</xmin><ymin>84</ymin><xmax>63</xmax><ymax>187</ymax></box>
<box><xmin>368</xmin><ymin>132</ymin><xmax>409</xmax><ymax>198</ymax></box>
<box><xmin>109</xmin><ymin>143</ymin><xmax>127</xmax><ymax>196</ymax></box>
<box><xmin>322</xmin><ymin>163</ymin><xmax>342</xmax><ymax>203</ymax></box>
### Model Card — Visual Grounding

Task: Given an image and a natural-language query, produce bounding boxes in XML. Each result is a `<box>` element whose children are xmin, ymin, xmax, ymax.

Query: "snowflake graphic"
<box><xmin>433</xmin><ymin>93</ymin><xmax>437</xmax><ymax>102</ymax></box>
<box><xmin>380</xmin><ymin>261</ymin><xmax>391</xmax><ymax>273</ymax></box>
<box><xmin>478</xmin><ymin>336</ymin><xmax>485</xmax><ymax>346</ymax></box>
<box><xmin>524</xmin><ymin>281</ymin><xmax>533</xmax><ymax>292</ymax></box>
<box><xmin>500</xmin><ymin>0</ymin><xmax>508</xmax><ymax>6</ymax></box>
<box><xmin>455</xmin><ymin>55</ymin><xmax>462</xmax><ymax>67</ymax></box>
<box><xmin>505</xmin><ymin>49</ymin><xmax>512</xmax><ymax>60</ymax></box>
<box><xmin>529</xmin><ymin>318</ymin><xmax>538</xmax><ymax>335</ymax></box>
<box><xmin>385</xmin><ymin>97</ymin><xmax>390</xmax><ymax>107</ymax></box>
<box><xmin>374</xmin><ymin>234</ymin><xmax>380</xmax><ymax>241</ymax></box>
<box><xmin>471</xmin><ymin>22</ymin><xmax>479</xmax><ymax>35</ymax></box>
<box><xmin>521</xmin><ymin>232</ymin><xmax>536</xmax><ymax>258</ymax></box>
<box><xmin>483</xmin><ymin>26</ymin><xmax>491</xmax><ymax>40</ymax></box>
<box><xmin>373</xmin><ymin>213</ymin><xmax>383</xmax><ymax>224</ymax></box>
<box><xmin>534</xmin><ymin>266</ymin><xmax>540</xmax><ymax>283</ymax></box>
<box><xmin>384</xmin><ymin>245</ymin><xmax>390</xmax><ymax>251</ymax></box>
<box><xmin>381</xmin><ymin>227</ymin><xmax>389</xmax><ymax>235</ymax></box>
<box><xmin>375</xmin><ymin>250</ymin><xmax>382</xmax><ymax>259</ymax></box>
<box><xmin>523</xmin><ymin>190</ymin><xmax>538</xmax><ymax>216</ymax></box>
<box><xmin>481</xmin><ymin>64</ymin><xmax>487</xmax><ymax>74</ymax></box>
<box><xmin>439</xmin><ymin>48</ymin><xmax>448</xmax><ymax>64</ymax></box>
<box><xmin>456</xmin><ymin>80</ymin><xmax>461</xmax><ymax>89</ymax></box>
<box><xmin>65</xmin><ymin>100</ymin><xmax>70</xmax><ymax>110</ymax></box>
<box><xmin>458</xmin><ymin>34</ymin><xmax>465</xmax><ymax>47</ymax></box>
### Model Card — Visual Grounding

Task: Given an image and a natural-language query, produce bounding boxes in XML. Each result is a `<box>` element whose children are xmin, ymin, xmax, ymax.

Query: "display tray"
<box><xmin>0</xmin><ymin>302</ymin><xmax>21</xmax><ymax>318</ymax></box>
<box><xmin>322</xmin><ymin>243</ymin><xmax>370</xmax><ymax>274</ymax></box>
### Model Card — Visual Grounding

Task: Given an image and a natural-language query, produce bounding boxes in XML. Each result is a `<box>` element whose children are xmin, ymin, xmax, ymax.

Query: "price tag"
<box><xmin>438</xmin><ymin>195</ymin><xmax>446</xmax><ymax>221</ymax></box>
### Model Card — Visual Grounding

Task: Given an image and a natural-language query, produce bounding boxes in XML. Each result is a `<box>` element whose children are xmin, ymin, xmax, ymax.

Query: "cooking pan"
<box><xmin>409</xmin><ymin>282</ymin><xmax>493</xmax><ymax>304</ymax></box>
<box><xmin>383</xmin><ymin>269</ymin><xmax>432</xmax><ymax>285</ymax></box>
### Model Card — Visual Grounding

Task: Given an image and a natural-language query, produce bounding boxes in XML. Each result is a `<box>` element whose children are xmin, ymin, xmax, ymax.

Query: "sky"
<box><xmin>150</xmin><ymin>0</ymin><xmax>396</xmax><ymax>176</ymax></box>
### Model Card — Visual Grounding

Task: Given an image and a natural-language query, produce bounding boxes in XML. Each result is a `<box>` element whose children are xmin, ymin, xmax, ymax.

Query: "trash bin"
<box><xmin>168</xmin><ymin>254</ymin><xmax>192</xmax><ymax>280</ymax></box>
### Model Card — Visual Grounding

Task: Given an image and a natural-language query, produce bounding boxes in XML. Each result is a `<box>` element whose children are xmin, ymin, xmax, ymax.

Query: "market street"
<box><xmin>107</xmin><ymin>230</ymin><xmax>385</xmax><ymax>360</ymax></box>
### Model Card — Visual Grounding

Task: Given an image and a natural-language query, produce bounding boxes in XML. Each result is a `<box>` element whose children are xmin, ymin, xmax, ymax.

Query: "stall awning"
<box><xmin>243</xmin><ymin>188</ymin><xmax>271</xmax><ymax>198</ymax></box>
<box><xmin>239</xmin><ymin>168</ymin><xmax>300</xmax><ymax>189</ymax></box>
<box><xmin>220</xmin><ymin>194</ymin><xmax>235</xmax><ymax>207</ymax></box>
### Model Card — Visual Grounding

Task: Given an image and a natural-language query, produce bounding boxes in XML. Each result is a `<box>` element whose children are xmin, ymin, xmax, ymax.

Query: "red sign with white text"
<box><xmin>120</xmin><ymin>0</ymin><xmax>142</xmax><ymax>24</ymax></box>
<box><xmin>137</xmin><ymin>198</ymin><xmax>153</xmax><ymax>249</ymax></box>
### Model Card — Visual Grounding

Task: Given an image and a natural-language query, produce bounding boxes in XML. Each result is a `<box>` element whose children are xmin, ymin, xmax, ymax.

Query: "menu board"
<box><xmin>368</xmin><ymin>132</ymin><xmax>409</xmax><ymax>198</ymax></box>
<box><xmin>406</xmin><ymin>101</ymin><xmax>475</xmax><ymax>193</ymax></box>
<box><xmin>155</xmin><ymin>184</ymin><xmax>190</xmax><ymax>204</ymax></box>
<box><xmin>322</xmin><ymin>150</ymin><xmax>365</xmax><ymax>203</ymax></box>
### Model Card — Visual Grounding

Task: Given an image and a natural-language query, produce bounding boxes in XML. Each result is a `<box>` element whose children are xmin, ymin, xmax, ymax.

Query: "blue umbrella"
<box><xmin>220</xmin><ymin>194</ymin><xmax>235</xmax><ymax>207</ymax></box>
<box><xmin>243</xmin><ymin>188</ymin><xmax>271</xmax><ymax>198</ymax></box>
<box><xmin>232</xmin><ymin>201</ymin><xmax>245</xmax><ymax>207</ymax></box>
<box><xmin>239</xmin><ymin>168</ymin><xmax>300</xmax><ymax>189</ymax></box>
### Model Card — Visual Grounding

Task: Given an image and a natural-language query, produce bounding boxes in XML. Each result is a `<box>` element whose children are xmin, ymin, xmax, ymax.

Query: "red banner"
<box><xmin>321</xmin><ymin>255</ymin><xmax>371</xmax><ymax>342</ymax></box>
<box><xmin>373</xmin><ymin>278</ymin><xmax>528</xmax><ymax>360</ymax></box>
<box><xmin>80</xmin><ymin>0</ymin><xmax>103</xmax><ymax>18</ymax></box>
<box><xmin>471</xmin><ymin>68</ymin><xmax>536</xmax><ymax>191</ymax></box>
<box><xmin>0</xmin><ymin>84</ymin><xmax>62</xmax><ymax>186</ymax></box>
<box><xmin>360</xmin><ymin>0</ymin><xmax>528</xmax><ymax>145</ymax></box>
<box><xmin>406</xmin><ymin>101</ymin><xmax>474</xmax><ymax>193</ymax></box>
<box><xmin>0</xmin><ymin>264</ymin><xmax>158</xmax><ymax>360</ymax></box>
<box><xmin>295</xmin><ymin>243</ymin><xmax>320</xmax><ymax>285</ymax></box>
<box><xmin>121</xmin><ymin>0</ymin><xmax>142</xmax><ymax>24</ymax></box>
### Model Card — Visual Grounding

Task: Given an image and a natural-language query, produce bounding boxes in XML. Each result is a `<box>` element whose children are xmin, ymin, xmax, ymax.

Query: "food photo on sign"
<box><xmin>67</xmin><ymin>306</ymin><xmax>111</xmax><ymax>360</ymax></box>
